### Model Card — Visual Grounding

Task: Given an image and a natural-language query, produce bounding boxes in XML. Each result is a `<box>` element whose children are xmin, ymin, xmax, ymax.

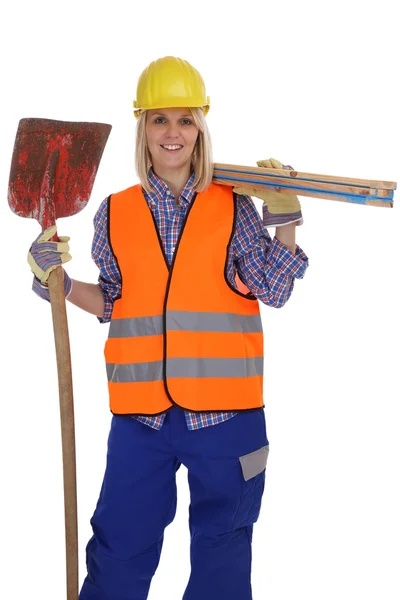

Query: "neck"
<box><xmin>152</xmin><ymin>163</ymin><xmax>192</xmax><ymax>199</ymax></box>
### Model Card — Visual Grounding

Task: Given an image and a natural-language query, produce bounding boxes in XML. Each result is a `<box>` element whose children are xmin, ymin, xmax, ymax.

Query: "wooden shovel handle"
<box><xmin>47</xmin><ymin>266</ymin><xmax>78</xmax><ymax>600</ymax></box>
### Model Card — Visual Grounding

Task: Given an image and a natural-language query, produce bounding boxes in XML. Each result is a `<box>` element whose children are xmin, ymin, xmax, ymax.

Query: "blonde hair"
<box><xmin>135</xmin><ymin>107</ymin><xmax>214</xmax><ymax>195</ymax></box>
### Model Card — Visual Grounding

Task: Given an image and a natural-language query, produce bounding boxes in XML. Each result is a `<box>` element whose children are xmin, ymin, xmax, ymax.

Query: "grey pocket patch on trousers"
<box><xmin>239</xmin><ymin>445</ymin><xmax>269</xmax><ymax>482</ymax></box>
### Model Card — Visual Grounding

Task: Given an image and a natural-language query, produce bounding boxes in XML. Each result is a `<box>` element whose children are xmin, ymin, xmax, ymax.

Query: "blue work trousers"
<box><xmin>79</xmin><ymin>406</ymin><xmax>269</xmax><ymax>600</ymax></box>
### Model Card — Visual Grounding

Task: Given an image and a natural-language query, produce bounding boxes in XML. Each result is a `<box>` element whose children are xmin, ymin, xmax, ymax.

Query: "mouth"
<box><xmin>160</xmin><ymin>144</ymin><xmax>183</xmax><ymax>153</ymax></box>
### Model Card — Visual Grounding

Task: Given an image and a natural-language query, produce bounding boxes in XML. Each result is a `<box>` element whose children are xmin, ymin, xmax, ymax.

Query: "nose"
<box><xmin>165</xmin><ymin>122</ymin><xmax>180</xmax><ymax>138</ymax></box>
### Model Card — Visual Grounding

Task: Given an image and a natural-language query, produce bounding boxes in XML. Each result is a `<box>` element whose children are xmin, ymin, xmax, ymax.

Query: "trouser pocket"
<box><xmin>233</xmin><ymin>444</ymin><xmax>269</xmax><ymax>528</ymax></box>
<box><xmin>239</xmin><ymin>445</ymin><xmax>269</xmax><ymax>481</ymax></box>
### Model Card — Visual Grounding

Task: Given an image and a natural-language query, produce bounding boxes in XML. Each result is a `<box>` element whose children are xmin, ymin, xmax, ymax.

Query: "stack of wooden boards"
<box><xmin>212</xmin><ymin>163</ymin><xmax>396</xmax><ymax>208</ymax></box>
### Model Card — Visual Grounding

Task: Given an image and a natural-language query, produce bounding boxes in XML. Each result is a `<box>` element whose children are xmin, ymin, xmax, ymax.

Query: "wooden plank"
<box><xmin>213</xmin><ymin>170</ymin><xmax>393</xmax><ymax>198</ymax></box>
<box><xmin>291</xmin><ymin>190</ymin><xmax>393</xmax><ymax>208</ymax></box>
<box><xmin>213</xmin><ymin>163</ymin><xmax>397</xmax><ymax>191</ymax></box>
<box><xmin>212</xmin><ymin>176</ymin><xmax>393</xmax><ymax>208</ymax></box>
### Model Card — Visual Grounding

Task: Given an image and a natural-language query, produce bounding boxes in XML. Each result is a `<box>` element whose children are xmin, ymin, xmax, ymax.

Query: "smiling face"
<box><xmin>145</xmin><ymin>107</ymin><xmax>199</xmax><ymax>174</ymax></box>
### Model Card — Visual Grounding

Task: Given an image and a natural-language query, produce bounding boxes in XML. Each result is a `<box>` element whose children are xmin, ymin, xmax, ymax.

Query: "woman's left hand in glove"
<box><xmin>233</xmin><ymin>158</ymin><xmax>303</xmax><ymax>227</ymax></box>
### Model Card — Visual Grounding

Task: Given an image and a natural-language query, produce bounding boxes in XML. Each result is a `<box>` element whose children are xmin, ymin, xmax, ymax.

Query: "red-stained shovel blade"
<box><xmin>8</xmin><ymin>118</ymin><xmax>112</xmax><ymax>225</ymax></box>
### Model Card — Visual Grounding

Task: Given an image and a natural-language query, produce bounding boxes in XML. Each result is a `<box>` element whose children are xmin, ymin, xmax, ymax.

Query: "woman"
<box><xmin>29</xmin><ymin>56</ymin><xmax>309</xmax><ymax>600</ymax></box>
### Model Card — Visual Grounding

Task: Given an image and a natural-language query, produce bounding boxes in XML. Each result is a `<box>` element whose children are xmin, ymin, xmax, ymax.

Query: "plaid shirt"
<box><xmin>92</xmin><ymin>169</ymin><xmax>309</xmax><ymax>430</ymax></box>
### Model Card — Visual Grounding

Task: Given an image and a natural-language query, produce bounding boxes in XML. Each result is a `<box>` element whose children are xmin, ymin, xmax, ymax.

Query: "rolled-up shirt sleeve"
<box><xmin>91</xmin><ymin>197</ymin><xmax>122</xmax><ymax>323</ymax></box>
<box><xmin>231</xmin><ymin>194</ymin><xmax>309</xmax><ymax>308</ymax></box>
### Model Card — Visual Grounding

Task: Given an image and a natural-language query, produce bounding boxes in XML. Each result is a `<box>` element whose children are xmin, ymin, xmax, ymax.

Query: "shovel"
<box><xmin>8</xmin><ymin>117</ymin><xmax>112</xmax><ymax>599</ymax></box>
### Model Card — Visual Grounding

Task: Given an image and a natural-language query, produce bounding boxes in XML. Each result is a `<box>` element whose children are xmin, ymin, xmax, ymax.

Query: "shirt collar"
<box><xmin>145</xmin><ymin>168</ymin><xmax>197</xmax><ymax>206</ymax></box>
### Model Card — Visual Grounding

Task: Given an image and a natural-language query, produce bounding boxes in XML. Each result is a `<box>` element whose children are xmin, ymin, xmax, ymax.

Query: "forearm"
<box><xmin>67</xmin><ymin>277</ymin><xmax>105</xmax><ymax>317</ymax></box>
<box><xmin>274</xmin><ymin>223</ymin><xmax>296</xmax><ymax>253</ymax></box>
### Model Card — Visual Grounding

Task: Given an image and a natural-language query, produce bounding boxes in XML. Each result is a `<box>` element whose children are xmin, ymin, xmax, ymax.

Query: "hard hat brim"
<box><xmin>133</xmin><ymin>103</ymin><xmax>210</xmax><ymax>119</ymax></box>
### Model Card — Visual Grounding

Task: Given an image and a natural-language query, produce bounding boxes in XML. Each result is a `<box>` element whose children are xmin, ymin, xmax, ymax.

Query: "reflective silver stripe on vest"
<box><xmin>167</xmin><ymin>357</ymin><xmax>263</xmax><ymax>378</ymax></box>
<box><xmin>107</xmin><ymin>357</ymin><xmax>263</xmax><ymax>383</ymax></box>
<box><xmin>109</xmin><ymin>315</ymin><xmax>163</xmax><ymax>338</ymax></box>
<box><xmin>108</xmin><ymin>311</ymin><xmax>262</xmax><ymax>338</ymax></box>
<box><xmin>166</xmin><ymin>311</ymin><xmax>262</xmax><ymax>333</ymax></box>
<box><xmin>107</xmin><ymin>360</ymin><xmax>163</xmax><ymax>383</ymax></box>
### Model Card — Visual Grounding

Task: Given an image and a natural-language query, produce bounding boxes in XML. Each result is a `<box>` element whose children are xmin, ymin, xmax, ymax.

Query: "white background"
<box><xmin>1</xmin><ymin>1</ymin><xmax>399</xmax><ymax>599</ymax></box>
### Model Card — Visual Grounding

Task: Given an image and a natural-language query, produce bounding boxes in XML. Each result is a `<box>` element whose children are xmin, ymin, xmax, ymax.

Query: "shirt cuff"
<box><xmin>263</xmin><ymin>204</ymin><xmax>303</xmax><ymax>227</ymax></box>
<box><xmin>267</xmin><ymin>237</ymin><xmax>309</xmax><ymax>279</ymax></box>
<box><xmin>96</xmin><ymin>286</ymin><xmax>114</xmax><ymax>323</ymax></box>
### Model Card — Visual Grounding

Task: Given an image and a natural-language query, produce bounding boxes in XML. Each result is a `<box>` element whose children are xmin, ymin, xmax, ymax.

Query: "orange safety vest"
<box><xmin>104</xmin><ymin>182</ymin><xmax>264</xmax><ymax>415</ymax></box>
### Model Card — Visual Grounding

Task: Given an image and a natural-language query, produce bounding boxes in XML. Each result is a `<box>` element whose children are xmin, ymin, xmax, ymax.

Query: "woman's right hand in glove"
<box><xmin>28</xmin><ymin>225</ymin><xmax>73</xmax><ymax>301</ymax></box>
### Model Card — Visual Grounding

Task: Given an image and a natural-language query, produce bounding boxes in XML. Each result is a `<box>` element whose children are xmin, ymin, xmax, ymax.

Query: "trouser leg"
<box><xmin>79</xmin><ymin>414</ymin><xmax>179</xmax><ymax>600</ymax></box>
<box><xmin>178</xmin><ymin>408</ymin><xmax>269</xmax><ymax>600</ymax></box>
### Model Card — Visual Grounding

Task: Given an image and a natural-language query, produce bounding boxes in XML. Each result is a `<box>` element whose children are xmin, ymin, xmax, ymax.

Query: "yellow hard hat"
<box><xmin>133</xmin><ymin>56</ymin><xmax>210</xmax><ymax>119</ymax></box>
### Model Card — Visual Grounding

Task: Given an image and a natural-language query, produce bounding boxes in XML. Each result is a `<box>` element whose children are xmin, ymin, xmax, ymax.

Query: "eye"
<box><xmin>154</xmin><ymin>117</ymin><xmax>166</xmax><ymax>124</ymax></box>
<box><xmin>181</xmin><ymin>119</ymin><xmax>192</xmax><ymax>125</ymax></box>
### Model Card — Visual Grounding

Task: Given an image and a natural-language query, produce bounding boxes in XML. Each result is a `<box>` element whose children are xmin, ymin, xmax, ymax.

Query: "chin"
<box><xmin>160</xmin><ymin>156</ymin><xmax>191</xmax><ymax>168</ymax></box>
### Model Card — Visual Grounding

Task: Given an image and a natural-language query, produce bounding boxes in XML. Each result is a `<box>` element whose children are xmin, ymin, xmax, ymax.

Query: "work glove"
<box><xmin>28</xmin><ymin>225</ymin><xmax>72</xmax><ymax>301</ymax></box>
<box><xmin>233</xmin><ymin>158</ymin><xmax>303</xmax><ymax>227</ymax></box>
